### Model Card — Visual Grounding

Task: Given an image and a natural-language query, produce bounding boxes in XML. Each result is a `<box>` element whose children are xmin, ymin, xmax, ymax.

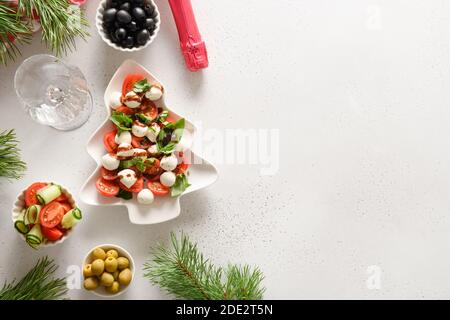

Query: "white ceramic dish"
<box><xmin>96</xmin><ymin>0</ymin><xmax>161</xmax><ymax>52</ymax></box>
<box><xmin>82</xmin><ymin>244</ymin><xmax>134</xmax><ymax>298</ymax></box>
<box><xmin>80</xmin><ymin>59</ymin><xmax>218</xmax><ymax>224</ymax></box>
<box><xmin>12</xmin><ymin>183</ymin><xmax>78</xmax><ymax>248</ymax></box>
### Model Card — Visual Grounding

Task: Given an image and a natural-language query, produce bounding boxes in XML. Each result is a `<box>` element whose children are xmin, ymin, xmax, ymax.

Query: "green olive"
<box><xmin>92</xmin><ymin>247</ymin><xmax>106</xmax><ymax>260</ymax></box>
<box><xmin>83</xmin><ymin>277</ymin><xmax>99</xmax><ymax>290</ymax></box>
<box><xmin>118</xmin><ymin>268</ymin><xmax>132</xmax><ymax>286</ymax></box>
<box><xmin>106</xmin><ymin>249</ymin><xmax>119</xmax><ymax>259</ymax></box>
<box><xmin>107</xmin><ymin>281</ymin><xmax>120</xmax><ymax>294</ymax></box>
<box><xmin>105</xmin><ymin>257</ymin><xmax>118</xmax><ymax>273</ymax></box>
<box><xmin>117</xmin><ymin>257</ymin><xmax>129</xmax><ymax>270</ymax></box>
<box><xmin>100</xmin><ymin>272</ymin><xmax>115</xmax><ymax>287</ymax></box>
<box><xmin>113</xmin><ymin>270</ymin><xmax>119</xmax><ymax>280</ymax></box>
<box><xmin>83</xmin><ymin>264</ymin><xmax>94</xmax><ymax>278</ymax></box>
<box><xmin>91</xmin><ymin>259</ymin><xmax>105</xmax><ymax>276</ymax></box>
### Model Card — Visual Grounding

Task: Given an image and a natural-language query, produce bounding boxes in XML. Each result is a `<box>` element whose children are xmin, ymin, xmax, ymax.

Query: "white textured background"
<box><xmin>1</xmin><ymin>0</ymin><xmax>450</xmax><ymax>299</ymax></box>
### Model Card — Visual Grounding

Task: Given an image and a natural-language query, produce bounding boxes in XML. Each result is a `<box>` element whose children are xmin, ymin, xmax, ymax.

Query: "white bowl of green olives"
<box><xmin>82</xmin><ymin>244</ymin><xmax>135</xmax><ymax>297</ymax></box>
<box><xmin>96</xmin><ymin>0</ymin><xmax>161</xmax><ymax>52</ymax></box>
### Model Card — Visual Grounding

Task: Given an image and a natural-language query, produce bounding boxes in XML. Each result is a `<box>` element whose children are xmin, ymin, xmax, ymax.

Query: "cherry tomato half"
<box><xmin>101</xmin><ymin>167</ymin><xmax>118</xmax><ymax>181</ymax></box>
<box><xmin>103</xmin><ymin>130</ymin><xmax>118</xmax><ymax>153</ymax></box>
<box><xmin>41</xmin><ymin>226</ymin><xmax>64</xmax><ymax>241</ymax></box>
<box><xmin>148</xmin><ymin>181</ymin><xmax>170</xmax><ymax>196</ymax></box>
<box><xmin>119</xmin><ymin>177</ymin><xmax>144</xmax><ymax>193</ymax></box>
<box><xmin>96</xmin><ymin>177</ymin><xmax>120</xmax><ymax>197</ymax></box>
<box><xmin>25</xmin><ymin>182</ymin><xmax>48</xmax><ymax>207</ymax></box>
<box><xmin>39</xmin><ymin>202</ymin><xmax>65</xmax><ymax>228</ymax></box>
<box><xmin>122</xmin><ymin>74</ymin><xmax>146</xmax><ymax>96</ymax></box>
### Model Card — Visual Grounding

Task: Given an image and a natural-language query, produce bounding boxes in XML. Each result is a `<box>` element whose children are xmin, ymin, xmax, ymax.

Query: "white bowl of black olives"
<box><xmin>96</xmin><ymin>0</ymin><xmax>160</xmax><ymax>51</ymax></box>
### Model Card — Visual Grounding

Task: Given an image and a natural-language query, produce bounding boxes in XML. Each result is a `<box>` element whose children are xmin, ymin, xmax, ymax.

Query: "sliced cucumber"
<box><xmin>61</xmin><ymin>208</ymin><xmax>82</xmax><ymax>229</ymax></box>
<box><xmin>26</xmin><ymin>224</ymin><xmax>43</xmax><ymax>249</ymax></box>
<box><xmin>14</xmin><ymin>210</ymin><xmax>29</xmax><ymax>234</ymax></box>
<box><xmin>24</xmin><ymin>204</ymin><xmax>41</xmax><ymax>225</ymax></box>
<box><xmin>36</xmin><ymin>184</ymin><xmax>62</xmax><ymax>205</ymax></box>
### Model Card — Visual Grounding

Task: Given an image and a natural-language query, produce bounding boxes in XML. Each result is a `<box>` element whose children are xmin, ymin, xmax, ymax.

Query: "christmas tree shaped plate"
<box><xmin>80</xmin><ymin>59</ymin><xmax>218</xmax><ymax>224</ymax></box>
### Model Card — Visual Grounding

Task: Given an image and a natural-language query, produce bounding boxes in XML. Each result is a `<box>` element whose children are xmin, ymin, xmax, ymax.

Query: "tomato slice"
<box><xmin>60</xmin><ymin>202</ymin><xmax>73</xmax><ymax>213</ymax></box>
<box><xmin>101</xmin><ymin>167</ymin><xmax>118</xmax><ymax>181</ymax></box>
<box><xmin>148</xmin><ymin>181</ymin><xmax>170</xmax><ymax>196</ymax></box>
<box><xmin>140</xmin><ymin>100</ymin><xmax>158</xmax><ymax>120</ymax></box>
<box><xmin>41</xmin><ymin>226</ymin><xmax>64</xmax><ymax>241</ymax></box>
<box><xmin>96</xmin><ymin>177</ymin><xmax>120</xmax><ymax>197</ymax></box>
<box><xmin>103</xmin><ymin>130</ymin><xmax>118</xmax><ymax>153</ymax></box>
<box><xmin>39</xmin><ymin>202</ymin><xmax>65</xmax><ymax>228</ymax></box>
<box><xmin>145</xmin><ymin>159</ymin><xmax>161</xmax><ymax>175</ymax></box>
<box><xmin>25</xmin><ymin>182</ymin><xmax>48</xmax><ymax>207</ymax></box>
<box><xmin>122</xmin><ymin>74</ymin><xmax>146</xmax><ymax>96</ymax></box>
<box><xmin>54</xmin><ymin>193</ymin><xmax>68</xmax><ymax>202</ymax></box>
<box><xmin>119</xmin><ymin>177</ymin><xmax>144</xmax><ymax>193</ymax></box>
<box><xmin>131</xmin><ymin>136</ymin><xmax>152</xmax><ymax>149</ymax></box>
<box><xmin>115</xmin><ymin>105</ymin><xmax>135</xmax><ymax>115</ymax></box>
<box><xmin>175</xmin><ymin>162</ymin><xmax>190</xmax><ymax>174</ymax></box>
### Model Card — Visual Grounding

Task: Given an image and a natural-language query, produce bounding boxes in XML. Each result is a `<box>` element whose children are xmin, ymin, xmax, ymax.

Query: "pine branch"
<box><xmin>0</xmin><ymin>129</ymin><xmax>26</xmax><ymax>180</ymax></box>
<box><xmin>0</xmin><ymin>256</ymin><xmax>68</xmax><ymax>300</ymax></box>
<box><xmin>18</xmin><ymin>0</ymin><xmax>89</xmax><ymax>56</ymax></box>
<box><xmin>143</xmin><ymin>233</ymin><xmax>265</xmax><ymax>300</ymax></box>
<box><xmin>0</xmin><ymin>1</ymin><xmax>32</xmax><ymax>65</ymax></box>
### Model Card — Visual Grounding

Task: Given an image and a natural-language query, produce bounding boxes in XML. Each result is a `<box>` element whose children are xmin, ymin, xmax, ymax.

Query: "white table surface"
<box><xmin>1</xmin><ymin>0</ymin><xmax>450</xmax><ymax>300</ymax></box>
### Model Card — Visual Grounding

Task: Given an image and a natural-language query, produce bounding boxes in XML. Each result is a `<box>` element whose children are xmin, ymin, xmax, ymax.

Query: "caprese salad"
<box><xmin>96</xmin><ymin>74</ymin><xmax>190</xmax><ymax>204</ymax></box>
<box><xmin>14</xmin><ymin>182</ymin><xmax>82</xmax><ymax>249</ymax></box>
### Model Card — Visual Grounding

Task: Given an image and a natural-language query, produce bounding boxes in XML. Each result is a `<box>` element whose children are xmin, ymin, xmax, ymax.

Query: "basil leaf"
<box><xmin>157</xmin><ymin>142</ymin><xmax>176</xmax><ymax>155</ymax></box>
<box><xmin>171</xmin><ymin>173</ymin><xmax>191</xmax><ymax>197</ymax></box>
<box><xmin>156</xmin><ymin>110</ymin><xmax>169</xmax><ymax>123</ymax></box>
<box><xmin>136</xmin><ymin>113</ymin><xmax>152</xmax><ymax>125</ymax></box>
<box><xmin>133</xmin><ymin>79</ymin><xmax>151</xmax><ymax>93</ymax></box>
<box><xmin>157</xmin><ymin>118</ymin><xmax>185</xmax><ymax>152</ymax></box>
<box><xmin>116</xmin><ymin>189</ymin><xmax>133</xmax><ymax>200</ymax></box>
<box><xmin>111</xmin><ymin>111</ymin><xmax>132</xmax><ymax>133</ymax></box>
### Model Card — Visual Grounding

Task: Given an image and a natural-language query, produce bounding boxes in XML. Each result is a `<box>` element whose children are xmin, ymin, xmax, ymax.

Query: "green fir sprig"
<box><xmin>18</xmin><ymin>0</ymin><xmax>89</xmax><ymax>56</ymax></box>
<box><xmin>0</xmin><ymin>2</ymin><xmax>32</xmax><ymax>66</ymax></box>
<box><xmin>0</xmin><ymin>257</ymin><xmax>68</xmax><ymax>300</ymax></box>
<box><xmin>0</xmin><ymin>129</ymin><xmax>26</xmax><ymax>180</ymax></box>
<box><xmin>143</xmin><ymin>233</ymin><xmax>265</xmax><ymax>300</ymax></box>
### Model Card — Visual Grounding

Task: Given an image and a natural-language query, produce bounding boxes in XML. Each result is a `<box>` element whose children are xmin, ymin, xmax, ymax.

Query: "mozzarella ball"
<box><xmin>109</xmin><ymin>91</ymin><xmax>122</xmax><ymax>109</ymax></box>
<box><xmin>101</xmin><ymin>154</ymin><xmax>120</xmax><ymax>171</ymax></box>
<box><xmin>115</xmin><ymin>131</ymin><xmax>132</xmax><ymax>144</ymax></box>
<box><xmin>123</xmin><ymin>91</ymin><xmax>141</xmax><ymax>108</ymax></box>
<box><xmin>118</xmin><ymin>169</ymin><xmax>137</xmax><ymax>188</ymax></box>
<box><xmin>160</xmin><ymin>155</ymin><xmax>178</xmax><ymax>171</ymax></box>
<box><xmin>117</xmin><ymin>143</ymin><xmax>134</xmax><ymax>158</ymax></box>
<box><xmin>137</xmin><ymin>189</ymin><xmax>154</xmax><ymax>205</ymax></box>
<box><xmin>160</xmin><ymin>171</ymin><xmax>176</xmax><ymax>187</ymax></box>
<box><xmin>132</xmin><ymin>123</ymin><xmax>148</xmax><ymax>138</ymax></box>
<box><xmin>145</xmin><ymin>86</ymin><xmax>163</xmax><ymax>101</ymax></box>
<box><xmin>148</xmin><ymin>144</ymin><xmax>159</xmax><ymax>155</ymax></box>
<box><xmin>146</xmin><ymin>123</ymin><xmax>160</xmax><ymax>143</ymax></box>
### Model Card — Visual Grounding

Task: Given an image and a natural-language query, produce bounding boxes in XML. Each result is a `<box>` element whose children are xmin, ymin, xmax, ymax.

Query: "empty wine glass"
<box><xmin>14</xmin><ymin>54</ymin><xmax>93</xmax><ymax>131</ymax></box>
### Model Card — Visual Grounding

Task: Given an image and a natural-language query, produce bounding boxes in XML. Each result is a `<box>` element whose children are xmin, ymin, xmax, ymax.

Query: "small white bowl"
<box><xmin>12</xmin><ymin>183</ymin><xmax>78</xmax><ymax>248</ymax></box>
<box><xmin>96</xmin><ymin>0</ymin><xmax>161</xmax><ymax>52</ymax></box>
<box><xmin>82</xmin><ymin>244</ymin><xmax>135</xmax><ymax>298</ymax></box>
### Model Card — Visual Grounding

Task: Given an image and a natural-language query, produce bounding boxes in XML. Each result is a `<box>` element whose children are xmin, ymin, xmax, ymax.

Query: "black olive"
<box><xmin>119</xmin><ymin>2</ymin><xmax>131</xmax><ymax>11</ymax></box>
<box><xmin>115</xmin><ymin>28</ymin><xmax>127</xmax><ymax>41</ymax></box>
<box><xmin>136</xmin><ymin>29</ymin><xmax>150</xmax><ymax>45</ymax></box>
<box><xmin>122</xmin><ymin>36</ymin><xmax>135</xmax><ymax>48</ymax></box>
<box><xmin>143</xmin><ymin>4</ymin><xmax>155</xmax><ymax>17</ymax></box>
<box><xmin>103</xmin><ymin>8</ymin><xmax>117</xmax><ymax>23</ymax></box>
<box><xmin>116</xmin><ymin>10</ymin><xmax>132</xmax><ymax>24</ymax></box>
<box><xmin>106</xmin><ymin>0</ymin><xmax>119</xmax><ymax>9</ymax></box>
<box><xmin>110</xmin><ymin>31</ymin><xmax>119</xmax><ymax>43</ymax></box>
<box><xmin>143</xmin><ymin>17</ymin><xmax>155</xmax><ymax>30</ymax></box>
<box><xmin>126</xmin><ymin>21</ymin><xmax>138</xmax><ymax>33</ymax></box>
<box><xmin>132</xmin><ymin>0</ymin><xmax>144</xmax><ymax>5</ymax></box>
<box><xmin>132</xmin><ymin>7</ymin><xmax>146</xmax><ymax>22</ymax></box>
